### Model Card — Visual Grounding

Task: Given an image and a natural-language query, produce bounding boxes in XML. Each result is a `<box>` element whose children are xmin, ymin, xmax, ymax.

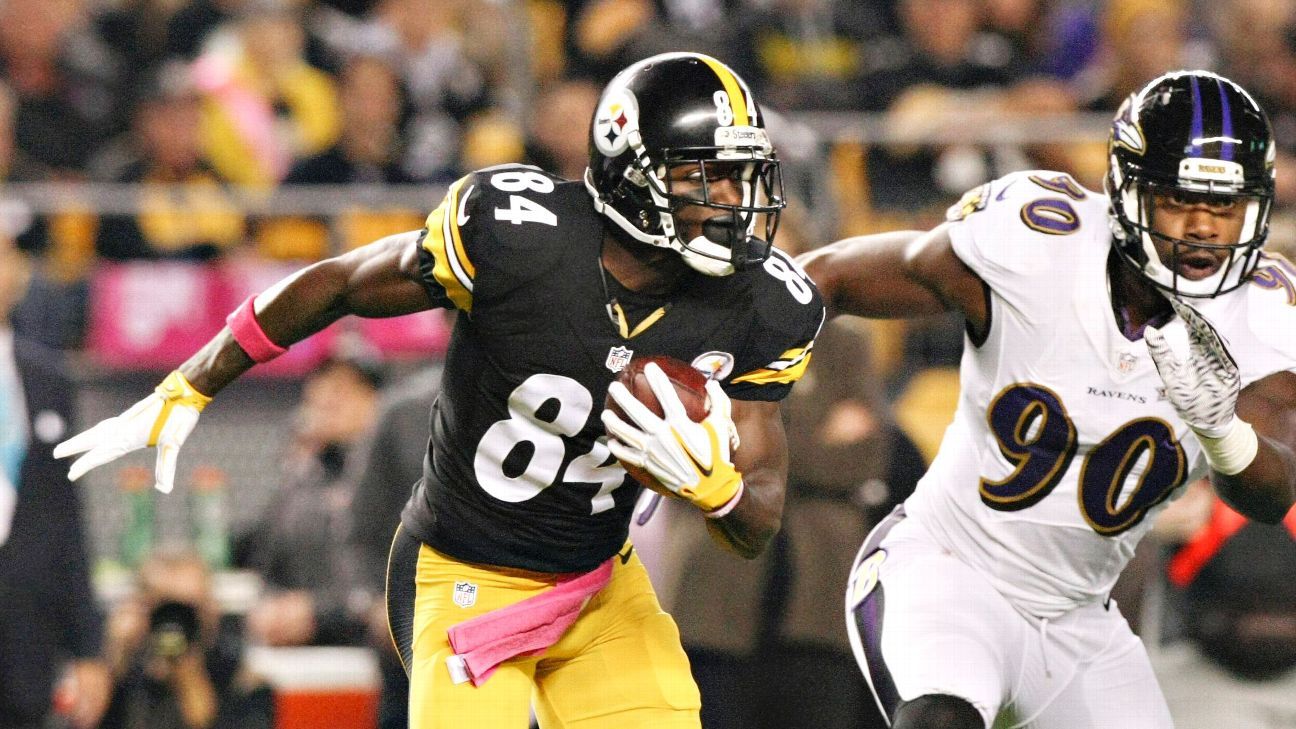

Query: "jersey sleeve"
<box><xmin>416</xmin><ymin>173</ymin><xmax>491</xmax><ymax>313</ymax></box>
<box><xmin>945</xmin><ymin>170</ymin><xmax>1099</xmax><ymax>316</ymax></box>
<box><xmin>1223</xmin><ymin>254</ymin><xmax>1296</xmax><ymax>385</ymax></box>
<box><xmin>726</xmin><ymin>248</ymin><xmax>826</xmax><ymax>402</ymax></box>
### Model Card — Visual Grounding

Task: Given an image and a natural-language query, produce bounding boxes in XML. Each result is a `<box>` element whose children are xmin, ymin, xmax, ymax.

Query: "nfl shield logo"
<box><xmin>1117</xmin><ymin>352</ymin><xmax>1138</xmax><ymax>373</ymax></box>
<box><xmin>606</xmin><ymin>346</ymin><xmax>634</xmax><ymax>373</ymax></box>
<box><xmin>453</xmin><ymin>581</ymin><xmax>478</xmax><ymax>608</ymax></box>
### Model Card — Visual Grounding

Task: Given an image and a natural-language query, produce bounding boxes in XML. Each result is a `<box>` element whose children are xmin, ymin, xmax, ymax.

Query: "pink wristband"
<box><xmin>226</xmin><ymin>296</ymin><xmax>288</xmax><ymax>363</ymax></box>
<box><xmin>703</xmin><ymin>481</ymin><xmax>744</xmax><ymax>519</ymax></box>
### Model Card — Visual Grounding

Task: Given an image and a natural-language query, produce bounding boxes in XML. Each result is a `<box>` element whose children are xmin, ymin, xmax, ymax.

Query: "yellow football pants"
<box><xmin>387</xmin><ymin>526</ymin><xmax>701</xmax><ymax>729</ymax></box>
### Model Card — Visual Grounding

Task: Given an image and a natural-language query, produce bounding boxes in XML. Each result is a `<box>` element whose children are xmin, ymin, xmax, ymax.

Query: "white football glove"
<box><xmin>1145</xmin><ymin>298</ymin><xmax>1240</xmax><ymax>437</ymax></box>
<box><xmin>1146</xmin><ymin>298</ymin><xmax>1257</xmax><ymax>475</ymax></box>
<box><xmin>53</xmin><ymin>371</ymin><xmax>211</xmax><ymax>493</ymax></box>
<box><xmin>601</xmin><ymin>363</ymin><xmax>743</xmax><ymax>513</ymax></box>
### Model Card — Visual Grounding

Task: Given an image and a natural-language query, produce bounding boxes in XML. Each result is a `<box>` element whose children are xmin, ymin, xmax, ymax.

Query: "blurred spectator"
<box><xmin>745</xmin><ymin>0</ymin><xmax>890</xmax><ymax>111</ymax></box>
<box><xmin>2</xmin><ymin>78</ymin><xmax>97</xmax><ymax>351</ymax></box>
<box><xmin>1074</xmin><ymin>0</ymin><xmax>1201</xmax><ymax>112</ymax></box>
<box><xmin>167</xmin><ymin>0</ymin><xmax>343</xmax><ymax>71</ymax></box>
<box><xmin>100</xmin><ymin>548</ymin><xmax>272</xmax><ymax>729</ymax></box>
<box><xmin>193</xmin><ymin>0</ymin><xmax>342</xmax><ymax>188</ymax></box>
<box><xmin>283</xmin><ymin>55</ymin><xmax>411</xmax><ymax>186</ymax></box>
<box><xmin>256</xmin><ymin>54</ymin><xmax>416</xmax><ymax>259</ymax></box>
<box><xmin>329</xmin><ymin>0</ymin><xmax>493</xmax><ymax>182</ymax></box>
<box><xmin>346</xmin><ymin>365</ymin><xmax>440</xmax><ymax>729</ymax></box>
<box><xmin>981</xmin><ymin>0</ymin><xmax>1100</xmax><ymax>80</ymax></box>
<box><xmin>0</xmin><ymin>0</ymin><xmax>126</xmax><ymax>175</ymax></box>
<box><xmin>166</xmin><ymin>0</ymin><xmax>246</xmax><ymax>60</ymax></box>
<box><xmin>0</xmin><ymin>79</ymin><xmax>45</xmax><ymax>185</ymax></box>
<box><xmin>0</xmin><ymin>79</ymin><xmax>51</xmax><ymax>255</ymax></box>
<box><xmin>853</xmin><ymin>0</ymin><xmax>1023</xmax><ymax>212</ymax></box>
<box><xmin>95</xmin><ymin>0</ymin><xmax>198</xmax><ymax>92</ymax></box>
<box><xmin>97</xmin><ymin>62</ymin><xmax>245</xmax><ymax>262</ymax></box>
<box><xmin>855</xmin><ymin>0</ymin><xmax>1018</xmax><ymax>110</ymax></box>
<box><xmin>647</xmin><ymin>319</ymin><xmax>923</xmax><ymax>729</ymax></box>
<box><xmin>234</xmin><ymin>356</ymin><xmax>382</xmax><ymax>647</ymax></box>
<box><xmin>1154</xmin><ymin>499</ymin><xmax>1296</xmax><ymax>728</ymax></box>
<box><xmin>570</xmin><ymin>0</ymin><xmax>757</xmax><ymax>85</ymax></box>
<box><xmin>0</xmin><ymin>231</ymin><xmax>110</xmax><ymax>729</ymax></box>
<box><xmin>524</xmin><ymin>77</ymin><xmax>600</xmax><ymax>181</ymax></box>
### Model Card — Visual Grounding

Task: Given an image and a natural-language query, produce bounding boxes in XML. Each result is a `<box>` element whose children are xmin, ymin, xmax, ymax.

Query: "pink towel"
<box><xmin>446</xmin><ymin>558</ymin><xmax>614</xmax><ymax>686</ymax></box>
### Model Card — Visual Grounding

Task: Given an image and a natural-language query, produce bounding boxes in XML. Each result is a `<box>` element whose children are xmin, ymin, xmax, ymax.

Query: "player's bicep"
<box><xmin>904</xmin><ymin>223</ymin><xmax>990</xmax><ymax>338</ymax></box>
<box><xmin>799</xmin><ymin>230</ymin><xmax>947</xmax><ymax>319</ymax></box>
<box><xmin>341</xmin><ymin>230</ymin><xmax>438</xmax><ymax>317</ymax></box>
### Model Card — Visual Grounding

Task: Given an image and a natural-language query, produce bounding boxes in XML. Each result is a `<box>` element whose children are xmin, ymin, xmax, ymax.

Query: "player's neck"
<box><xmin>1107</xmin><ymin>249</ymin><xmax>1173</xmax><ymax>340</ymax></box>
<box><xmin>601</xmin><ymin>233</ymin><xmax>691</xmax><ymax>296</ymax></box>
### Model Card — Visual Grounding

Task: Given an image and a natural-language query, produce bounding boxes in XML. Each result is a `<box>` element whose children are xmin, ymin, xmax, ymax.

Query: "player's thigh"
<box><xmin>1021</xmin><ymin>622</ymin><xmax>1172</xmax><ymax>729</ymax></box>
<box><xmin>533</xmin><ymin>548</ymin><xmax>700</xmax><ymax>729</ymax></box>
<box><xmin>847</xmin><ymin>516</ymin><xmax>1020</xmax><ymax>728</ymax></box>
<box><xmin>386</xmin><ymin>526</ymin><xmax>540</xmax><ymax>729</ymax></box>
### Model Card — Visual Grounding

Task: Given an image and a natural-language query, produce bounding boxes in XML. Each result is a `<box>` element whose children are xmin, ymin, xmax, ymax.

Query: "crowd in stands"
<box><xmin>5</xmin><ymin>0</ymin><xmax>1296</xmax><ymax>727</ymax></box>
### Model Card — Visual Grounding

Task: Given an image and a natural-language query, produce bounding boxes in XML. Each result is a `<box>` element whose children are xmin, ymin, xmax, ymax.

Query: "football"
<box><xmin>605</xmin><ymin>354</ymin><xmax>709</xmax><ymax>488</ymax></box>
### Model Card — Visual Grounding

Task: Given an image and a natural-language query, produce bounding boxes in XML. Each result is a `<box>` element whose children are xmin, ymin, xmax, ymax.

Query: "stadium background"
<box><xmin>4</xmin><ymin>0</ymin><xmax>1296</xmax><ymax>726</ymax></box>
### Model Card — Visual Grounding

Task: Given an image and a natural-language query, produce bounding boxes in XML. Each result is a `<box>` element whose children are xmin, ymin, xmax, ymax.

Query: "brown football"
<box><xmin>605</xmin><ymin>354</ymin><xmax>709</xmax><ymax>489</ymax></box>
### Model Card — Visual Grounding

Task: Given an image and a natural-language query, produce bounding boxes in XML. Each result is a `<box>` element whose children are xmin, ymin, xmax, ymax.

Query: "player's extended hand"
<box><xmin>53</xmin><ymin>371</ymin><xmax>212</xmax><ymax>493</ymax></box>
<box><xmin>1145</xmin><ymin>298</ymin><xmax>1241</xmax><ymax>438</ymax></box>
<box><xmin>601</xmin><ymin>363</ymin><xmax>742</xmax><ymax>513</ymax></box>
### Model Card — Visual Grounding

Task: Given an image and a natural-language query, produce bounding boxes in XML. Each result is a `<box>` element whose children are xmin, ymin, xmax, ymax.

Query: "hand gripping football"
<box><xmin>604</xmin><ymin>355</ymin><xmax>708</xmax><ymax>489</ymax></box>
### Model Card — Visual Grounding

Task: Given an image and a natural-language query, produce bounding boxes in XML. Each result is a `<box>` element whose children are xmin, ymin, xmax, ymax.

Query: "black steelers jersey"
<box><xmin>400</xmin><ymin>164</ymin><xmax>825</xmax><ymax>573</ymax></box>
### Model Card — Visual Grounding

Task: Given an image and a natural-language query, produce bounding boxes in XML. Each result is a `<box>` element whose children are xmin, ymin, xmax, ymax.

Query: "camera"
<box><xmin>147</xmin><ymin>601</ymin><xmax>201</xmax><ymax>660</ymax></box>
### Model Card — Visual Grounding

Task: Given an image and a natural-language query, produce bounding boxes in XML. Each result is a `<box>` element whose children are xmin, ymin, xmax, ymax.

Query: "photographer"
<box><xmin>100</xmin><ymin>549</ymin><xmax>272</xmax><ymax>729</ymax></box>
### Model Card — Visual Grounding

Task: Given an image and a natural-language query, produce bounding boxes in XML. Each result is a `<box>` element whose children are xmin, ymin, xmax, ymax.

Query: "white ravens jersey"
<box><xmin>908</xmin><ymin>170</ymin><xmax>1296</xmax><ymax>619</ymax></box>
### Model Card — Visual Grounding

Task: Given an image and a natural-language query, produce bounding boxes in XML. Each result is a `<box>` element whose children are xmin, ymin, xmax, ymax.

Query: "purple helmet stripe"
<box><xmin>1189</xmin><ymin>75</ymin><xmax>1204</xmax><ymax>156</ymax></box>
<box><xmin>1217</xmin><ymin>79</ymin><xmax>1235</xmax><ymax>161</ymax></box>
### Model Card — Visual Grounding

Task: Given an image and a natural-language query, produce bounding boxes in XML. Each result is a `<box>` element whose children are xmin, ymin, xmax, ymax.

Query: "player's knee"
<box><xmin>892</xmin><ymin>694</ymin><xmax>984</xmax><ymax>729</ymax></box>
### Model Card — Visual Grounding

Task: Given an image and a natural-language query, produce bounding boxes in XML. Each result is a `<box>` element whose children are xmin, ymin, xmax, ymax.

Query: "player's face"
<box><xmin>666</xmin><ymin>161</ymin><xmax>751</xmax><ymax>236</ymax></box>
<box><xmin>1148</xmin><ymin>189</ymin><xmax>1250</xmax><ymax>281</ymax></box>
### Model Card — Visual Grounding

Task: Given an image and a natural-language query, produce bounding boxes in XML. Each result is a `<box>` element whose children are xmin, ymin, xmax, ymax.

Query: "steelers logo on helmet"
<box><xmin>584</xmin><ymin>52</ymin><xmax>786</xmax><ymax>278</ymax></box>
<box><xmin>593</xmin><ymin>88</ymin><xmax>638</xmax><ymax>159</ymax></box>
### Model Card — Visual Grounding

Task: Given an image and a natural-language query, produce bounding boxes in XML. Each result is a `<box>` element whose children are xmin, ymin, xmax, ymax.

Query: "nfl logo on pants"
<box><xmin>453</xmin><ymin>581</ymin><xmax>478</xmax><ymax>608</ymax></box>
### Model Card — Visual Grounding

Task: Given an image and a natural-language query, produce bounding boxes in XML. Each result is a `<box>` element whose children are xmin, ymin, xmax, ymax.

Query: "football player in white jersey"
<box><xmin>799</xmin><ymin>70</ymin><xmax>1296</xmax><ymax>729</ymax></box>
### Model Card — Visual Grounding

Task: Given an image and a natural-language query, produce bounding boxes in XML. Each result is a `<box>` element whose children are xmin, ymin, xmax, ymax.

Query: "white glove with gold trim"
<box><xmin>601</xmin><ymin>363</ymin><xmax>743</xmax><ymax>513</ymax></box>
<box><xmin>54</xmin><ymin>371</ymin><xmax>212</xmax><ymax>493</ymax></box>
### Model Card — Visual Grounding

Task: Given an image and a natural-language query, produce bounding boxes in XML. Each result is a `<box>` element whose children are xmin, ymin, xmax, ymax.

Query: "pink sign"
<box><xmin>87</xmin><ymin>263</ymin><xmax>225</xmax><ymax>371</ymax></box>
<box><xmin>87</xmin><ymin>261</ymin><xmax>450</xmax><ymax>376</ymax></box>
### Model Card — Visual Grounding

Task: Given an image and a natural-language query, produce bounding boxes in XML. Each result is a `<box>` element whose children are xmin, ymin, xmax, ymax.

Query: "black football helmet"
<box><xmin>1106</xmin><ymin>70</ymin><xmax>1276</xmax><ymax>298</ymax></box>
<box><xmin>584</xmin><ymin>52</ymin><xmax>784</xmax><ymax>276</ymax></box>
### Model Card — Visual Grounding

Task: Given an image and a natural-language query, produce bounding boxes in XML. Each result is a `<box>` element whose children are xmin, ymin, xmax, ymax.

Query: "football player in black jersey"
<box><xmin>56</xmin><ymin>52</ymin><xmax>825</xmax><ymax>728</ymax></box>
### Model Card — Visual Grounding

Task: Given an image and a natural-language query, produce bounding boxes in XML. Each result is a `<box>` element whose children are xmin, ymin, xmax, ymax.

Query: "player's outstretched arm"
<box><xmin>54</xmin><ymin>231</ymin><xmax>433</xmax><ymax>491</ymax></box>
<box><xmin>798</xmin><ymin>226</ymin><xmax>989</xmax><ymax>337</ymax></box>
<box><xmin>180</xmin><ymin>231</ymin><xmax>431</xmax><ymax>394</ymax></box>
<box><xmin>798</xmin><ymin>230</ymin><xmax>936</xmax><ymax>319</ymax></box>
